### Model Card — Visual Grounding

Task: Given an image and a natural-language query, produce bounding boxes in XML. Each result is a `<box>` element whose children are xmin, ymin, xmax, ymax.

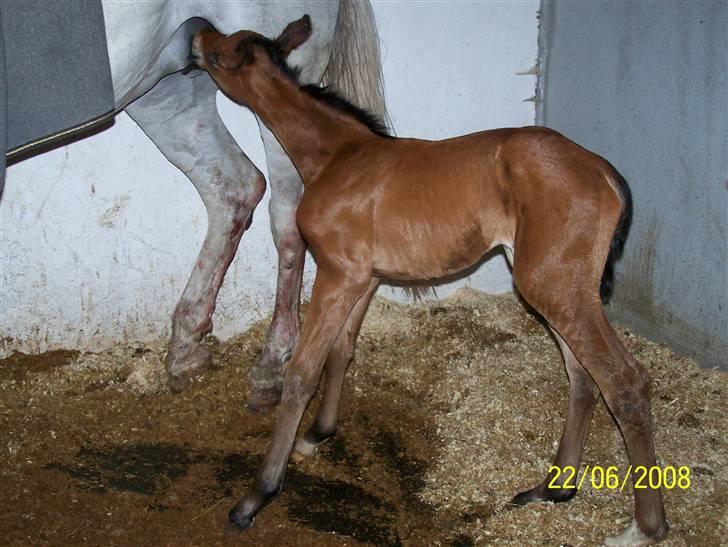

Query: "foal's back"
<box><xmin>303</xmin><ymin>125</ymin><xmax>619</xmax><ymax>282</ymax></box>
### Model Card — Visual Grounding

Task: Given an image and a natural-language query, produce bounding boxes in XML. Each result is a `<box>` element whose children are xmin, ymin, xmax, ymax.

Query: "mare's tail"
<box><xmin>600</xmin><ymin>167</ymin><xmax>633</xmax><ymax>302</ymax></box>
<box><xmin>322</xmin><ymin>0</ymin><xmax>391</xmax><ymax>130</ymax></box>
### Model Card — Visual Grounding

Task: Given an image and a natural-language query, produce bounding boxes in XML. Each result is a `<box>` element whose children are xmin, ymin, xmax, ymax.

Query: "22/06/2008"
<box><xmin>547</xmin><ymin>465</ymin><xmax>691</xmax><ymax>491</ymax></box>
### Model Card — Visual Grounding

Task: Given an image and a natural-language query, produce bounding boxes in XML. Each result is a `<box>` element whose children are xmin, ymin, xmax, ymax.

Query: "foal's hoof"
<box><xmin>228</xmin><ymin>489</ymin><xmax>277</xmax><ymax>531</ymax></box>
<box><xmin>165</xmin><ymin>345</ymin><xmax>212</xmax><ymax>393</ymax></box>
<box><xmin>604</xmin><ymin>519</ymin><xmax>667</xmax><ymax>546</ymax></box>
<box><xmin>292</xmin><ymin>426</ymin><xmax>335</xmax><ymax>462</ymax></box>
<box><xmin>228</xmin><ymin>507</ymin><xmax>254</xmax><ymax>530</ymax></box>
<box><xmin>291</xmin><ymin>437</ymin><xmax>319</xmax><ymax>462</ymax></box>
<box><xmin>509</xmin><ymin>488</ymin><xmax>541</xmax><ymax>507</ymax></box>
<box><xmin>508</xmin><ymin>483</ymin><xmax>576</xmax><ymax>508</ymax></box>
<box><xmin>246</xmin><ymin>384</ymin><xmax>282</xmax><ymax>414</ymax></box>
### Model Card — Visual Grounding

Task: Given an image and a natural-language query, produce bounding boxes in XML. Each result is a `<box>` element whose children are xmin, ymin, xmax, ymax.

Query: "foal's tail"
<box><xmin>600</xmin><ymin>166</ymin><xmax>633</xmax><ymax>303</ymax></box>
<box><xmin>323</xmin><ymin>0</ymin><xmax>391</xmax><ymax>130</ymax></box>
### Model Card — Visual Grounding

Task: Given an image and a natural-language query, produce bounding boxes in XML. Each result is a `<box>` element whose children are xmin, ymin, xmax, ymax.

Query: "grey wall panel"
<box><xmin>540</xmin><ymin>0</ymin><xmax>727</xmax><ymax>368</ymax></box>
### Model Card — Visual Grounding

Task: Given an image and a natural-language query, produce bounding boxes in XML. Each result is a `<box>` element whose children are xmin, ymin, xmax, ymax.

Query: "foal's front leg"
<box><xmin>228</xmin><ymin>268</ymin><xmax>371</xmax><ymax>529</ymax></box>
<box><xmin>293</xmin><ymin>279</ymin><xmax>379</xmax><ymax>459</ymax></box>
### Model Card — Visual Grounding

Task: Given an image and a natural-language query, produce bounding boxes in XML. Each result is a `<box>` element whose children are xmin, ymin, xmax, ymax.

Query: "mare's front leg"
<box><xmin>127</xmin><ymin>71</ymin><xmax>265</xmax><ymax>392</ymax></box>
<box><xmin>229</xmin><ymin>267</ymin><xmax>372</xmax><ymax>528</ymax></box>
<box><xmin>246</xmin><ymin>124</ymin><xmax>305</xmax><ymax>412</ymax></box>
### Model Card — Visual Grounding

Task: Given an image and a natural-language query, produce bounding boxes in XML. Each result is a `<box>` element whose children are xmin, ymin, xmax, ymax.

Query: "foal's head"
<box><xmin>191</xmin><ymin>15</ymin><xmax>312</xmax><ymax>102</ymax></box>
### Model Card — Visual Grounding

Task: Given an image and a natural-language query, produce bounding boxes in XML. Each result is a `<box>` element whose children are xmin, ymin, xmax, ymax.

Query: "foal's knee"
<box><xmin>281</xmin><ymin>369</ymin><xmax>318</xmax><ymax>406</ymax></box>
<box><xmin>329</xmin><ymin>337</ymin><xmax>355</xmax><ymax>367</ymax></box>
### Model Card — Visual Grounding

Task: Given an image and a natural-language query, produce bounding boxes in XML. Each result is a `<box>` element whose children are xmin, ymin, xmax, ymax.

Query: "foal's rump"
<box><xmin>497</xmin><ymin>127</ymin><xmax>627</xmax><ymax>303</ymax></box>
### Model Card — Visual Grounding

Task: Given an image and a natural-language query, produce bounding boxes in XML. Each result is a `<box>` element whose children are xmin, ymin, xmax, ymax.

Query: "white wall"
<box><xmin>0</xmin><ymin>1</ymin><xmax>539</xmax><ymax>355</ymax></box>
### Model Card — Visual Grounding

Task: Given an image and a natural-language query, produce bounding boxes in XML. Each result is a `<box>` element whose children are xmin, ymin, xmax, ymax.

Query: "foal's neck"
<box><xmin>247</xmin><ymin>71</ymin><xmax>377</xmax><ymax>183</ymax></box>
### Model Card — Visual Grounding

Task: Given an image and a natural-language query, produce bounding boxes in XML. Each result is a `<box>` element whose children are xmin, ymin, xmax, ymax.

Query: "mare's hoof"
<box><xmin>165</xmin><ymin>345</ymin><xmax>212</xmax><ymax>393</ymax></box>
<box><xmin>246</xmin><ymin>385</ymin><xmax>282</xmax><ymax>414</ymax></box>
<box><xmin>247</xmin><ymin>346</ymin><xmax>290</xmax><ymax>412</ymax></box>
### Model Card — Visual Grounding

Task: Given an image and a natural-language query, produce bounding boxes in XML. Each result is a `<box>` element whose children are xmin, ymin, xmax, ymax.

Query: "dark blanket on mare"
<box><xmin>0</xmin><ymin>0</ymin><xmax>114</xmax><ymax>191</ymax></box>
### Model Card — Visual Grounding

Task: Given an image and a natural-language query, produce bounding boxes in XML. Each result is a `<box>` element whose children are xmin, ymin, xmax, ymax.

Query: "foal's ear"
<box><xmin>276</xmin><ymin>14</ymin><xmax>312</xmax><ymax>56</ymax></box>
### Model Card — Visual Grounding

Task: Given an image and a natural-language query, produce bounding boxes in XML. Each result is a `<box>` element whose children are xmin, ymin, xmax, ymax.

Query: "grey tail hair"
<box><xmin>322</xmin><ymin>0</ymin><xmax>392</xmax><ymax>131</ymax></box>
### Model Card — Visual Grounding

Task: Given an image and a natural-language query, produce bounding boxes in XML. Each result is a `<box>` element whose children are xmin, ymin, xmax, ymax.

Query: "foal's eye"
<box><xmin>207</xmin><ymin>53</ymin><xmax>220</xmax><ymax>68</ymax></box>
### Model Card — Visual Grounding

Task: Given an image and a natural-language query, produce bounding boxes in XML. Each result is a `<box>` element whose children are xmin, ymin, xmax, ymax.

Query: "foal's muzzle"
<box><xmin>190</xmin><ymin>33</ymin><xmax>203</xmax><ymax>64</ymax></box>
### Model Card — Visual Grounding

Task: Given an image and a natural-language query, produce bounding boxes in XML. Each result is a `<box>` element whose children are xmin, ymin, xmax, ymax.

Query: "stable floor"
<box><xmin>1</xmin><ymin>290</ymin><xmax>725</xmax><ymax>545</ymax></box>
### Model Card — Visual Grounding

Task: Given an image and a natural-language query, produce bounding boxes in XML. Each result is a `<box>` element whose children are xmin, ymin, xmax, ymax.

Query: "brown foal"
<box><xmin>193</xmin><ymin>16</ymin><xmax>668</xmax><ymax>544</ymax></box>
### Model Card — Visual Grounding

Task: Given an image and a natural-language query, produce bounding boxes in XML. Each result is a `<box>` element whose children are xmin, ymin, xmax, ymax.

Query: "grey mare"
<box><xmin>9</xmin><ymin>0</ymin><xmax>387</xmax><ymax>410</ymax></box>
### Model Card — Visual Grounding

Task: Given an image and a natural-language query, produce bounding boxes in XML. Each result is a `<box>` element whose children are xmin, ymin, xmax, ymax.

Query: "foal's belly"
<box><xmin>364</xmin><ymin>134</ymin><xmax>515</xmax><ymax>282</ymax></box>
<box><xmin>371</xmin><ymin>220</ymin><xmax>498</xmax><ymax>282</ymax></box>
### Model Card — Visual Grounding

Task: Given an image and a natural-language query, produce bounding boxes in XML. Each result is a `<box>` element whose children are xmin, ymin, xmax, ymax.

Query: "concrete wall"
<box><xmin>0</xmin><ymin>1</ymin><xmax>539</xmax><ymax>355</ymax></box>
<box><xmin>540</xmin><ymin>0</ymin><xmax>728</xmax><ymax>369</ymax></box>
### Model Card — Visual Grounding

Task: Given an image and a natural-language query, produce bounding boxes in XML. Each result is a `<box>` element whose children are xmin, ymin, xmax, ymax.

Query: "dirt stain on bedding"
<box><xmin>45</xmin><ymin>443</ymin><xmax>200</xmax><ymax>495</ymax></box>
<box><xmin>0</xmin><ymin>349</ymin><xmax>80</xmax><ymax>381</ymax></box>
<box><xmin>0</xmin><ymin>288</ymin><xmax>726</xmax><ymax>545</ymax></box>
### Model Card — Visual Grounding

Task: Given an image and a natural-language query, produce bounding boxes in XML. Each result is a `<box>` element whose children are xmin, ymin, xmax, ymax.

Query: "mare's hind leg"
<box><xmin>246</xmin><ymin>124</ymin><xmax>305</xmax><ymax>412</ymax></box>
<box><xmin>127</xmin><ymin>71</ymin><xmax>265</xmax><ymax>392</ymax></box>
<box><xmin>293</xmin><ymin>279</ymin><xmax>379</xmax><ymax>459</ymax></box>
<box><xmin>511</xmin><ymin>328</ymin><xmax>600</xmax><ymax>505</ymax></box>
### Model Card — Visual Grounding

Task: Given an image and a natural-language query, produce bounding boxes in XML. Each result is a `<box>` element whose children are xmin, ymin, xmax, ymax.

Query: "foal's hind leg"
<box><xmin>293</xmin><ymin>279</ymin><xmax>379</xmax><ymax>459</ymax></box>
<box><xmin>513</xmin><ymin>271</ymin><xmax>667</xmax><ymax>543</ymax></box>
<box><xmin>127</xmin><ymin>71</ymin><xmax>265</xmax><ymax>391</ymax></box>
<box><xmin>557</xmin><ymin>308</ymin><xmax>666</xmax><ymax>545</ymax></box>
<box><xmin>511</xmin><ymin>328</ymin><xmax>600</xmax><ymax>505</ymax></box>
<box><xmin>246</xmin><ymin>124</ymin><xmax>305</xmax><ymax>413</ymax></box>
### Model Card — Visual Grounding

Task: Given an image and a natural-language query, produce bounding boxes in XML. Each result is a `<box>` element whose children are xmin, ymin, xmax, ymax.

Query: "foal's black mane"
<box><xmin>253</xmin><ymin>37</ymin><xmax>391</xmax><ymax>138</ymax></box>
